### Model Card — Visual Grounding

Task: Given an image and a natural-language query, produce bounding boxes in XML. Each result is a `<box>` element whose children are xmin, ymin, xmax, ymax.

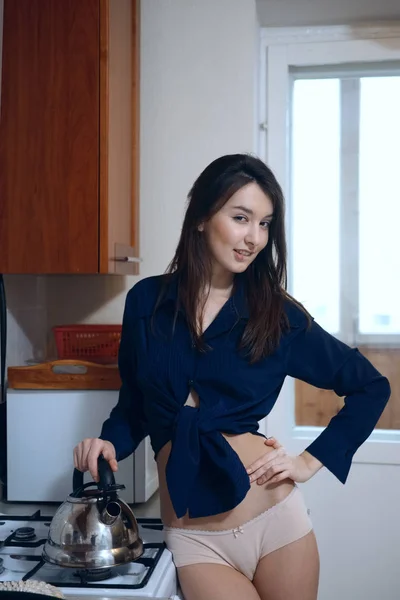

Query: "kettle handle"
<box><xmin>72</xmin><ymin>468</ymin><xmax>85</xmax><ymax>494</ymax></box>
<box><xmin>72</xmin><ymin>455</ymin><xmax>116</xmax><ymax>495</ymax></box>
<box><xmin>98</xmin><ymin>454</ymin><xmax>116</xmax><ymax>488</ymax></box>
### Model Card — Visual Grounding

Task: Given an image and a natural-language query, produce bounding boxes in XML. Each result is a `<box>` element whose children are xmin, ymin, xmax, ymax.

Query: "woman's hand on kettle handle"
<box><xmin>73</xmin><ymin>438</ymin><xmax>118</xmax><ymax>483</ymax></box>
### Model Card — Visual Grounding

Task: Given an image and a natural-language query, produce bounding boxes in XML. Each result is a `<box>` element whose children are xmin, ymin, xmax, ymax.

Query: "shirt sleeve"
<box><xmin>100</xmin><ymin>289</ymin><xmax>149</xmax><ymax>461</ymax></box>
<box><xmin>285</xmin><ymin>318</ymin><xmax>391</xmax><ymax>484</ymax></box>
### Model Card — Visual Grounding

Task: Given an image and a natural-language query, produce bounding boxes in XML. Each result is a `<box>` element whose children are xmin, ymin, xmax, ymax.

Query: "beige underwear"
<box><xmin>163</xmin><ymin>485</ymin><xmax>312</xmax><ymax>581</ymax></box>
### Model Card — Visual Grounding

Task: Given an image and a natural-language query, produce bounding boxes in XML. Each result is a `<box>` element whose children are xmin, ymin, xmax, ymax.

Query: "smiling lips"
<box><xmin>234</xmin><ymin>249</ymin><xmax>253</xmax><ymax>261</ymax></box>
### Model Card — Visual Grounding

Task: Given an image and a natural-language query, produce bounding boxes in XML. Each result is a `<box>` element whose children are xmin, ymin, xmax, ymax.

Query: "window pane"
<box><xmin>359</xmin><ymin>76</ymin><xmax>400</xmax><ymax>334</ymax></box>
<box><xmin>291</xmin><ymin>74</ymin><xmax>398</xmax><ymax>432</ymax></box>
<box><xmin>291</xmin><ymin>79</ymin><xmax>340</xmax><ymax>333</ymax></box>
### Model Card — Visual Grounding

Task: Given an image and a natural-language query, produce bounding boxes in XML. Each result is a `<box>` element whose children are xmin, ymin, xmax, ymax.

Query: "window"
<box><xmin>290</xmin><ymin>67</ymin><xmax>400</xmax><ymax>430</ymax></box>
<box><xmin>359</xmin><ymin>76</ymin><xmax>400</xmax><ymax>335</ymax></box>
<box><xmin>291</xmin><ymin>78</ymin><xmax>340</xmax><ymax>334</ymax></box>
<box><xmin>260</xmin><ymin>26</ymin><xmax>400</xmax><ymax>463</ymax></box>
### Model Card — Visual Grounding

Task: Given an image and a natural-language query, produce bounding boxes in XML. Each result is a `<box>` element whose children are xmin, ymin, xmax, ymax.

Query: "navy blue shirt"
<box><xmin>100</xmin><ymin>275</ymin><xmax>391</xmax><ymax>518</ymax></box>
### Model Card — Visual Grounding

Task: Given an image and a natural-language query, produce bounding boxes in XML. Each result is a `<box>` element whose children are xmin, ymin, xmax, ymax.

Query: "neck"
<box><xmin>207</xmin><ymin>267</ymin><xmax>234</xmax><ymax>297</ymax></box>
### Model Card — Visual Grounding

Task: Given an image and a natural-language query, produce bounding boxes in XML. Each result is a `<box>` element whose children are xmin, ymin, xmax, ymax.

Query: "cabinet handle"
<box><xmin>114</xmin><ymin>256</ymin><xmax>142</xmax><ymax>263</ymax></box>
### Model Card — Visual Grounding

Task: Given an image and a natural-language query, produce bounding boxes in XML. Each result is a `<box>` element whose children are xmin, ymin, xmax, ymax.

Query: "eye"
<box><xmin>260</xmin><ymin>221</ymin><xmax>271</xmax><ymax>230</ymax></box>
<box><xmin>233</xmin><ymin>215</ymin><xmax>248</xmax><ymax>223</ymax></box>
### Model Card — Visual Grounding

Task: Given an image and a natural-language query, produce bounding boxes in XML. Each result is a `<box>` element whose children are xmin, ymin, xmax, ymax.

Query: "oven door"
<box><xmin>6</xmin><ymin>389</ymin><xmax>158</xmax><ymax>504</ymax></box>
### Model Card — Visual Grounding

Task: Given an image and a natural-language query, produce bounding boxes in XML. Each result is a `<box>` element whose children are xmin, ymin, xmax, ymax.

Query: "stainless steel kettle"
<box><xmin>42</xmin><ymin>456</ymin><xmax>143</xmax><ymax>569</ymax></box>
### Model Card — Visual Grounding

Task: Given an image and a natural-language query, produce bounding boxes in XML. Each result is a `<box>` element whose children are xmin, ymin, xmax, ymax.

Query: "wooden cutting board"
<box><xmin>8</xmin><ymin>360</ymin><xmax>121</xmax><ymax>390</ymax></box>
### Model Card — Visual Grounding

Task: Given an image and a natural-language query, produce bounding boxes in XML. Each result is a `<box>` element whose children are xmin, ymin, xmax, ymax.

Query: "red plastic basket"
<box><xmin>53</xmin><ymin>324</ymin><xmax>122</xmax><ymax>364</ymax></box>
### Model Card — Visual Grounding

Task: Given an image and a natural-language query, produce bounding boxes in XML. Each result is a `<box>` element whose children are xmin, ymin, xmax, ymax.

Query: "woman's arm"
<box><xmin>100</xmin><ymin>288</ymin><xmax>149</xmax><ymax>460</ymax></box>
<box><xmin>285</xmin><ymin>319</ymin><xmax>390</xmax><ymax>482</ymax></box>
<box><xmin>246</xmin><ymin>316</ymin><xmax>390</xmax><ymax>486</ymax></box>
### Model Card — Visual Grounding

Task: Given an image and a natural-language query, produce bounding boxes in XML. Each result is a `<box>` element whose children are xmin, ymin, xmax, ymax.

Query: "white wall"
<box><xmin>3</xmin><ymin>277</ymin><xmax>47</xmax><ymax>366</ymax></box>
<box><xmin>256</xmin><ymin>0</ymin><xmax>400</xmax><ymax>27</ymax></box>
<box><xmin>46</xmin><ymin>0</ymin><xmax>259</xmax><ymax>341</ymax></box>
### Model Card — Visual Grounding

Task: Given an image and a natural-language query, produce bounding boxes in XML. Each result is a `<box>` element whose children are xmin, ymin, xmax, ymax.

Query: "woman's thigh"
<box><xmin>252</xmin><ymin>531</ymin><xmax>320</xmax><ymax>600</ymax></box>
<box><xmin>178</xmin><ymin>564</ymin><xmax>262</xmax><ymax>600</ymax></box>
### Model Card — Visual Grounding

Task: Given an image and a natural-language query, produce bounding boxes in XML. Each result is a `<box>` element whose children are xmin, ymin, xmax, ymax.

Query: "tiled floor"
<box><xmin>0</xmin><ymin>489</ymin><xmax>161</xmax><ymax>519</ymax></box>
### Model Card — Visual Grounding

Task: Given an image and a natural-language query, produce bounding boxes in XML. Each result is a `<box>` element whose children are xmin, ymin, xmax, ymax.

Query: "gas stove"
<box><xmin>0</xmin><ymin>511</ymin><xmax>178</xmax><ymax>598</ymax></box>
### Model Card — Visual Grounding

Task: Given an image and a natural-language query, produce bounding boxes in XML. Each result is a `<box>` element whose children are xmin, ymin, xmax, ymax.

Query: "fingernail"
<box><xmin>246</xmin><ymin>468</ymin><xmax>251</xmax><ymax>474</ymax></box>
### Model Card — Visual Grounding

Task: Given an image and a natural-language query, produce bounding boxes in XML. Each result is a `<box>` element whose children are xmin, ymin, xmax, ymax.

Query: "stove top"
<box><xmin>0</xmin><ymin>511</ymin><xmax>177</xmax><ymax>598</ymax></box>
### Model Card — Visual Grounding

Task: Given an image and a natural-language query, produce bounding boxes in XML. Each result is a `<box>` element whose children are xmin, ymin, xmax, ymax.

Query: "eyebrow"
<box><xmin>231</xmin><ymin>205</ymin><xmax>274</xmax><ymax>219</ymax></box>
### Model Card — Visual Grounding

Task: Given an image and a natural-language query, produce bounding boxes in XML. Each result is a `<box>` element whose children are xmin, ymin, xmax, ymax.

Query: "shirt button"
<box><xmin>188</xmin><ymin>379</ymin><xmax>194</xmax><ymax>386</ymax></box>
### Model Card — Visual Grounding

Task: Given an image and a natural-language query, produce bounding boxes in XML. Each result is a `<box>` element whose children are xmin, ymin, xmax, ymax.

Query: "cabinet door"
<box><xmin>0</xmin><ymin>0</ymin><xmax>100</xmax><ymax>274</ymax></box>
<box><xmin>99</xmin><ymin>0</ymin><xmax>141</xmax><ymax>275</ymax></box>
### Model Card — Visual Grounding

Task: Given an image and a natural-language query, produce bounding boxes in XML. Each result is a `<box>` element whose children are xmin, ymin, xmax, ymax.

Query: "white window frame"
<box><xmin>258</xmin><ymin>23</ymin><xmax>400</xmax><ymax>464</ymax></box>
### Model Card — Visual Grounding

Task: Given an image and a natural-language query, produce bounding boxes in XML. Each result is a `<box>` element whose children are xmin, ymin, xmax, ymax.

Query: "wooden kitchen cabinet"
<box><xmin>0</xmin><ymin>0</ymin><xmax>140</xmax><ymax>274</ymax></box>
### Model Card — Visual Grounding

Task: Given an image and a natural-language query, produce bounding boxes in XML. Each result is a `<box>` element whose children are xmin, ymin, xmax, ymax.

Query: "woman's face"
<box><xmin>201</xmin><ymin>182</ymin><xmax>274</xmax><ymax>279</ymax></box>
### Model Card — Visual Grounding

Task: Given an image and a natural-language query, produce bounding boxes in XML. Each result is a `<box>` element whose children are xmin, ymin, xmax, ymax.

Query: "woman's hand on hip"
<box><xmin>73</xmin><ymin>438</ymin><xmax>117</xmax><ymax>482</ymax></box>
<box><xmin>246</xmin><ymin>437</ymin><xmax>323</xmax><ymax>485</ymax></box>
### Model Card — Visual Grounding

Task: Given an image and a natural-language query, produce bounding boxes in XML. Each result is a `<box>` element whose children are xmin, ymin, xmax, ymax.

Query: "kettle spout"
<box><xmin>101</xmin><ymin>501</ymin><xmax>121</xmax><ymax>525</ymax></box>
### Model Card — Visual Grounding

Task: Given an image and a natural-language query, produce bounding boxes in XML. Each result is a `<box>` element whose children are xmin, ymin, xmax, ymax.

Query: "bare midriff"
<box><xmin>156</xmin><ymin>431</ymin><xmax>295</xmax><ymax>531</ymax></box>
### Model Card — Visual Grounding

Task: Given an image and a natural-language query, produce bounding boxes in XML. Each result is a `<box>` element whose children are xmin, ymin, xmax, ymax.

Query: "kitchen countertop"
<box><xmin>0</xmin><ymin>489</ymin><xmax>161</xmax><ymax>518</ymax></box>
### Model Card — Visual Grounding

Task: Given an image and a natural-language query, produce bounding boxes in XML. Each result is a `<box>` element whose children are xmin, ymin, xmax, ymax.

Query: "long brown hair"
<box><xmin>155</xmin><ymin>153</ymin><xmax>309</xmax><ymax>362</ymax></box>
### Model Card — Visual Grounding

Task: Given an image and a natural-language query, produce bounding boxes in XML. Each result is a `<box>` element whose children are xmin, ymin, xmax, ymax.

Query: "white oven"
<box><xmin>6</xmin><ymin>389</ymin><xmax>158</xmax><ymax>504</ymax></box>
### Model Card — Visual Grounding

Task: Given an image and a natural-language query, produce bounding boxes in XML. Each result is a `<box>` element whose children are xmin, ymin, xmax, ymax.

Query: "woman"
<box><xmin>74</xmin><ymin>154</ymin><xmax>390</xmax><ymax>600</ymax></box>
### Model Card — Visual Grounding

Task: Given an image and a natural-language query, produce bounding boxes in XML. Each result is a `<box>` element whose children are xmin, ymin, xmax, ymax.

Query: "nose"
<box><xmin>245</xmin><ymin>224</ymin><xmax>261</xmax><ymax>248</ymax></box>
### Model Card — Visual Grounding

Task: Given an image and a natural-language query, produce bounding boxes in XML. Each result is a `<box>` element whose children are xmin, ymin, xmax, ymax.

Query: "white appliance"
<box><xmin>6</xmin><ymin>389</ymin><xmax>158</xmax><ymax>504</ymax></box>
<box><xmin>0</xmin><ymin>512</ymin><xmax>179</xmax><ymax>598</ymax></box>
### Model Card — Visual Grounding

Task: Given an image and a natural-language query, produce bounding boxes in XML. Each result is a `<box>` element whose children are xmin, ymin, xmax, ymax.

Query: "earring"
<box><xmin>198</xmin><ymin>223</ymin><xmax>204</xmax><ymax>232</ymax></box>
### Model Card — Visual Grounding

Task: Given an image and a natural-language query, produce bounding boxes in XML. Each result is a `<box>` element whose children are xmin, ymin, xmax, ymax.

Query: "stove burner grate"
<box><xmin>76</xmin><ymin>567</ymin><xmax>115</xmax><ymax>583</ymax></box>
<box><xmin>14</xmin><ymin>527</ymin><xmax>36</xmax><ymax>541</ymax></box>
<box><xmin>0</xmin><ymin>558</ymin><xmax>4</xmax><ymax>575</ymax></box>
